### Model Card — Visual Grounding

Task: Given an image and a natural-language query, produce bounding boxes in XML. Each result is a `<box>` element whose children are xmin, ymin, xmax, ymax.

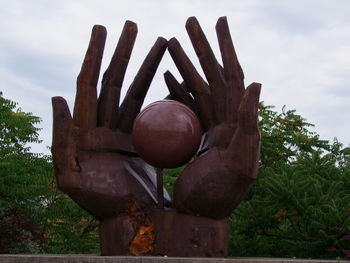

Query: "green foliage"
<box><xmin>164</xmin><ymin>166</ymin><xmax>185</xmax><ymax>198</ymax></box>
<box><xmin>43</xmin><ymin>194</ymin><xmax>99</xmax><ymax>254</ymax></box>
<box><xmin>0</xmin><ymin>208</ymin><xmax>45</xmax><ymax>253</ymax></box>
<box><xmin>229</xmin><ymin>104</ymin><xmax>350</xmax><ymax>259</ymax></box>
<box><xmin>0</xmin><ymin>92</ymin><xmax>41</xmax><ymax>156</ymax></box>
<box><xmin>0</xmin><ymin>92</ymin><xmax>47</xmax><ymax>252</ymax></box>
<box><xmin>259</xmin><ymin>104</ymin><xmax>329</xmax><ymax>168</ymax></box>
<box><xmin>0</xmin><ymin>92</ymin><xmax>99</xmax><ymax>254</ymax></box>
<box><xmin>2</xmin><ymin>91</ymin><xmax>349</xmax><ymax>258</ymax></box>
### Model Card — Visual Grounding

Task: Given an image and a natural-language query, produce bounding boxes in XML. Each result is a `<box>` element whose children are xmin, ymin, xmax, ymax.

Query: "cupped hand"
<box><xmin>165</xmin><ymin>17</ymin><xmax>261</xmax><ymax>219</ymax></box>
<box><xmin>52</xmin><ymin>21</ymin><xmax>169</xmax><ymax>221</ymax></box>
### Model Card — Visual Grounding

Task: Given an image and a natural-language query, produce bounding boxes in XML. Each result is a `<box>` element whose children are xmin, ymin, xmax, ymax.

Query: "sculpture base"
<box><xmin>0</xmin><ymin>255</ymin><xmax>348</xmax><ymax>263</ymax></box>
<box><xmin>99</xmin><ymin>208</ymin><xmax>228</xmax><ymax>257</ymax></box>
<box><xmin>153</xmin><ymin>209</ymin><xmax>228</xmax><ymax>257</ymax></box>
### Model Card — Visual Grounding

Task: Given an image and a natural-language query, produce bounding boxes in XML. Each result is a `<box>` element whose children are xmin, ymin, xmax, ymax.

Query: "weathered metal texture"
<box><xmin>52</xmin><ymin>21</ymin><xmax>169</xmax><ymax>221</ymax></box>
<box><xmin>166</xmin><ymin>16</ymin><xmax>261</xmax><ymax>219</ymax></box>
<box><xmin>98</xmin><ymin>207</ymin><xmax>228</xmax><ymax>257</ymax></box>
<box><xmin>51</xmin><ymin>16</ymin><xmax>261</xmax><ymax>257</ymax></box>
<box><xmin>153</xmin><ymin>209</ymin><xmax>229</xmax><ymax>257</ymax></box>
<box><xmin>99</xmin><ymin>204</ymin><xmax>155</xmax><ymax>256</ymax></box>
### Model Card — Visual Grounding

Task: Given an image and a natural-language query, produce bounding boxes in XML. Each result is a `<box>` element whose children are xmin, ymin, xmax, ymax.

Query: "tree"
<box><xmin>0</xmin><ymin>92</ymin><xmax>47</xmax><ymax>253</ymax></box>
<box><xmin>228</xmin><ymin>104</ymin><xmax>350</xmax><ymax>259</ymax></box>
<box><xmin>0</xmin><ymin>92</ymin><xmax>99</xmax><ymax>254</ymax></box>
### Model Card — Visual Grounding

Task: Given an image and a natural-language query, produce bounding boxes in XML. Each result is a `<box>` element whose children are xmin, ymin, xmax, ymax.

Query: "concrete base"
<box><xmin>0</xmin><ymin>255</ymin><xmax>347</xmax><ymax>263</ymax></box>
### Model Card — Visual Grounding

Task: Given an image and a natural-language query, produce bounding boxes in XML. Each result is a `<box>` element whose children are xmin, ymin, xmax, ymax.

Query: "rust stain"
<box><xmin>125</xmin><ymin>201</ymin><xmax>154</xmax><ymax>255</ymax></box>
<box><xmin>274</xmin><ymin>208</ymin><xmax>287</xmax><ymax>219</ymax></box>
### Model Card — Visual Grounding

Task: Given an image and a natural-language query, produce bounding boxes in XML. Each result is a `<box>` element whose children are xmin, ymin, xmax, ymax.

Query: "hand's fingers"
<box><xmin>117</xmin><ymin>37</ymin><xmax>168</xmax><ymax>133</ymax></box>
<box><xmin>52</xmin><ymin>97</ymin><xmax>79</xmax><ymax>177</ymax></box>
<box><xmin>216</xmin><ymin>16</ymin><xmax>245</xmax><ymax>125</ymax></box>
<box><xmin>164</xmin><ymin>71</ymin><xmax>195</xmax><ymax>111</ymax></box>
<box><xmin>98</xmin><ymin>21</ymin><xmax>137</xmax><ymax>129</ymax></box>
<box><xmin>74</xmin><ymin>25</ymin><xmax>107</xmax><ymax>133</ymax></box>
<box><xmin>186</xmin><ymin>17</ymin><xmax>227</xmax><ymax>123</ymax></box>
<box><xmin>168</xmin><ymin>37</ymin><xmax>213</xmax><ymax>131</ymax></box>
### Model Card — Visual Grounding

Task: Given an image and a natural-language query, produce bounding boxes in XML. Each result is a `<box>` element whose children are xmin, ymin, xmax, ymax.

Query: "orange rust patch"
<box><xmin>274</xmin><ymin>208</ymin><xmax>287</xmax><ymax>219</ymax></box>
<box><xmin>130</xmin><ymin>218</ymin><xmax>154</xmax><ymax>255</ymax></box>
<box><xmin>125</xmin><ymin>201</ymin><xmax>154</xmax><ymax>255</ymax></box>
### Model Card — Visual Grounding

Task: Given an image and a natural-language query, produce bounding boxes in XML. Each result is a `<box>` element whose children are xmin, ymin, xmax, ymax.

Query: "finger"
<box><xmin>238</xmin><ymin>82</ymin><xmax>261</xmax><ymax>134</ymax></box>
<box><xmin>98</xmin><ymin>21</ymin><xmax>137</xmax><ymax>129</ymax></box>
<box><xmin>216</xmin><ymin>16</ymin><xmax>245</xmax><ymax>125</ymax></box>
<box><xmin>164</xmin><ymin>71</ymin><xmax>195</xmax><ymax>111</ymax></box>
<box><xmin>52</xmin><ymin>97</ymin><xmax>79</xmax><ymax>177</ymax></box>
<box><xmin>168</xmin><ymin>37</ymin><xmax>213</xmax><ymax>131</ymax></box>
<box><xmin>117</xmin><ymin>37</ymin><xmax>168</xmax><ymax>133</ymax></box>
<box><xmin>226</xmin><ymin>83</ymin><xmax>261</xmax><ymax>180</ymax></box>
<box><xmin>74</xmin><ymin>25</ymin><xmax>107</xmax><ymax>133</ymax></box>
<box><xmin>186</xmin><ymin>17</ymin><xmax>227</xmax><ymax>123</ymax></box>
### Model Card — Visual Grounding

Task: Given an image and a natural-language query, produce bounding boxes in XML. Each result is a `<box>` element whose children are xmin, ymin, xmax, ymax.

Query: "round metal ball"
<box><xmin>132</xmin><ymin>100</ymin><xmax>202</xmax><ymax>168</ymax></box>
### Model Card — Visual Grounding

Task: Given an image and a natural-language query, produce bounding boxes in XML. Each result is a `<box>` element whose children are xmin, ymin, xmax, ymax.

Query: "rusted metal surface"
<box><xmin>52</xmin><ymin>16</ymin><xmax>261</xmax><ymax>257</ymax></box>
<box><xmin>153</xmin><ymin>209</ymin><xmax>228</xmax><ymax>257</ymax></box>
<box><xmin>167</xmin><ymin>16</ymin><xmax>261</xmax><ymax>220</ymax></box>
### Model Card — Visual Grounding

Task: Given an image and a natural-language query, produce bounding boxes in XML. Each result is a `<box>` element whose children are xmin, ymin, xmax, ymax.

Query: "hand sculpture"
<box><xmin>165</xmin><ymin>16</ymin><xmax>261</xmax><ymax>219</ymax></box>
<box><xmin>151</xmin><ymin>16</ymin><xmax>261</xmax><ymax>257</ymax></box>
<box><xmin>51</xmin><ymin>21</ymin><xmax>169</xmax><ymax>255</ymax></box>
<box><xmin>51</xmin><ymin>17</ymin><xmax>261</xmax><ymax>257</ymax></box>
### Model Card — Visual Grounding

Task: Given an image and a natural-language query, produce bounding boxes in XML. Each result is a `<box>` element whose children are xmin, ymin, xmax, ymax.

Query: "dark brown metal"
<box><xmin>52</xmin><ymin>17</ymin><xmax>261</xmax><ymax>257</ymax></box>
<box><xmin>167</xmin><ymin>38</ymin><xmax>213</xmax><ymax>130</ymax></box>
<box><xmin>98</xmin><ymin>21</ymin><xmax>137</xmax><ymax>130</ymax></box>
<box><xmin>169</xmin><ymin>16</ymin><xmax>261</xmax><ymax>219</ymax></box>
<box><xmin>215</xmin><ymin>16</ymin><xmax>245</xmax><ymax>125</ymax></box>
<box><xmin>186</xmin><ymin>17</ymin><xmax>227</xmax><ymax>124</ymax></box>
<box><xmin>74</xmin><ymin>25</ymin><xmax>106</xmax><ymax>135</ymax></box>
<box><xmin>117</xmin><ymin>37</ymin><xmax>168</xmax><ymax>133</ymax></box>
<box><xmin>51</xmin><ymin>21</ymin><xmax>169</xmax><ymax>255</ymax></box>
<box><xmin>153</xmin><ymin>209</ymin><xmax>229</xmax><ymax>257</ymax></box>
<box><xmin>164</xmin><ymin>71</ymin><xmax>195</xmax><ymax>111</ymax></box>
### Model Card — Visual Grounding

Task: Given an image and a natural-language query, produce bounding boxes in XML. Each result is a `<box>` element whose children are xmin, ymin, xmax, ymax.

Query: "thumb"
<box><xmin>225</xmin><ymin>82</ymin><xmax>261</xmax><ymax>179</ymax></box>
<box><xmin>52</xmin><ymin>96</ymin><xmax>78</xmax><ymax>176</ymax></box>
<box><xmin>238</xmin><ymin>82</ymin><xmax>261</xmax><ymax>134</ymax></box>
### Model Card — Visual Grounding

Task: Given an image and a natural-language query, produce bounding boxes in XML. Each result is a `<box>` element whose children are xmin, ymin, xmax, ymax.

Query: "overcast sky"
<box><xmin>1</xmin><ymin>0</ymin><xmax>349</xmax><ymax>154</ymax></box>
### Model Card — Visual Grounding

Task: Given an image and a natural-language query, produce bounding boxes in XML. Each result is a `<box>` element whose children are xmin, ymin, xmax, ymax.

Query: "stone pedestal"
<box><xmin>0</xmin><ymin>255</ymin><xmax>347</xmax><ymax>263</ymax></box>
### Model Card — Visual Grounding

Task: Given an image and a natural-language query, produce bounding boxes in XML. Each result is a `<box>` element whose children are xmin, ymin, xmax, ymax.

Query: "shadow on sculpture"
<box><xmin>51</xmin><ymin>16</ymin><xmax>261</xmax><ymax>257</ymax></box>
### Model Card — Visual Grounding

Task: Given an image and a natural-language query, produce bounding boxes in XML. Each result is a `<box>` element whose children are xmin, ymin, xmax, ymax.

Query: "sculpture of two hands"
<box><xmin>52</xmin><ymin>16</ymin><xmax>261</xmax><ymax>257</ymax></box>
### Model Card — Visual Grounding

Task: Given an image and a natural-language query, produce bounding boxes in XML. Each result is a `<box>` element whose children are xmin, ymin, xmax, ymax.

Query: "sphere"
<box><xmin>132</xmin><ymin>100</ymin><xmax>202</xmax><ymax>168</ymax></box>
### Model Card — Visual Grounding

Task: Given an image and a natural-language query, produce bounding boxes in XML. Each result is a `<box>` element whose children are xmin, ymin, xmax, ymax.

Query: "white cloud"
<box><xmin>1</xmin><ymin>0</ymin><xmax>350</xmax><ymax>154</ymax></box>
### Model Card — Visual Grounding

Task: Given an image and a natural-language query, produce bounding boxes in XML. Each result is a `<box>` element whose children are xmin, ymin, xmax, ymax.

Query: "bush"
<box><xmin>0</xmin><ymin>93</ymin><xmax>99</xmax><ymax>254</ymax></box>
<box><xmin>0</xmin><ymin>208</ymin><xmax>45</xmax><ymax>253</ymax></box>
<box><xmin>229</xmin><ymin>105</ymin><xmax>350</xmax><ymax>259</ymax></box>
